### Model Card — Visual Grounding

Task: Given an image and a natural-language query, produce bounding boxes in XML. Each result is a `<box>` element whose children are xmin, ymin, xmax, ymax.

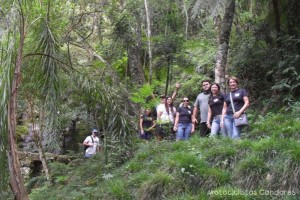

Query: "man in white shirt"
<box><xmin>83</xmin><ymin>129</ymin><xmax>100</xmax><ymax>158</ymax></box>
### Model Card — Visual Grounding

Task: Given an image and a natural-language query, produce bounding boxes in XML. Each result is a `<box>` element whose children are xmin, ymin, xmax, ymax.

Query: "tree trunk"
<box><xmin>8</xmin><ymin>14</ymin><xmax>29</xmax><ymax>200</ymax></box>
<box><xmin>144</xmin><ymin>0</ymin><xmax>153</xmax><ymax>84</ymax></box>
<box><xmin>128</xmin><ymin>44</ymin><xmax>145</xmax><ymax>86</ymax></box>
<box><xmin>182</xmin><ymin>0</ymin><xmax>189</xmax><ymax>40</ymax></box>
<box><xmin>272</xmin><ymin>0</ymin><xmax>280</xmax><ymax>34</ymax></box>
<box><xmin>214</xmin><ymin>0</ymin><xmax>235</xmax><ymax>93</ymax></box>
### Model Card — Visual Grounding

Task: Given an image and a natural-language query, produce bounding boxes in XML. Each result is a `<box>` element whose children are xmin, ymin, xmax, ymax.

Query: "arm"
<box><xmin>150</xmin><ymin>120</ymin><xmax>156</xmax><ymax>130</ymax></box>
<box><xmin>233</xmin><ymin>96</ymin><xmax>250</xmax><ymax>118</ymax></box>
<box><xmin>192</xmin><ymin>106</ymin><xmax>198</xmax><ymax>124</ymax></box>
<box><xmin>173</xmin><ymin>112</ymin><xmax>179</xmax><ymax>131</ymax></box>
<box><xmin>157</xmin><ymin>110</ymin><xmax>163</xmax><ymax>121</ymax></box>
<box><xmin>171</xmin><ymin>83</ymin><xmax>180</xmax><ymax>100</ymax></box>
<box><xmin>139</xmin><ymin>116</ymin><xmax>144</xmax><ymax>134</ymax></box>
<box><xmin>207</xmin><ymin>106</ymin><xmax>212</xmax><ymax>129</ymax></box>
<box><xmin>220</xmin><ymin>102</ymin><xmax>227</xmax><ymax>128</ymax></box>
<box><xmin>83</xmin><ymin>137</ymin><xmax>93</xmax><ymax>147</ymax></box>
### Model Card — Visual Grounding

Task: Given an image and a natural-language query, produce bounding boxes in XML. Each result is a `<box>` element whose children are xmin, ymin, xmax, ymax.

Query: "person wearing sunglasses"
<box><xmin>173</xmin><ymin>97</ymin><xmax>195</xmax><ymax>140</ymax></box>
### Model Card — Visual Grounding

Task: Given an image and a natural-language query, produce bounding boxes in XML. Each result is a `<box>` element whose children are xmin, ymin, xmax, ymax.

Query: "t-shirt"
<box><xmin>140</xmin><ymin>114</ymin><xmax>154</xmax><ymax>129</ymax></box>
<box><xmin>177</xmin><ymin>106</ymin><xmax>193</xmax><ymax>124</ymax></box>
<box><xmin>157</xmin><ymin>105</ymin><xmax>176</xmax><ymax>124</ymax></box>
<box><xmin>84</xmin><ymin>135</ymin><xmax>100</xmax><ymax>155</ymax></box>
<box><xmin>224</xmin><ymin>88</ymin><xmax>248</xmax><ymax>115</ymax></box>
<box><xmin>193</xmin><ymin>92</ymin><xmax>210</xmax><ymax>123</ymax></box>
<box><xmin>208</xmin><ymin>94</ymin><xmax>225</xmax><ymax>118</ymax></box>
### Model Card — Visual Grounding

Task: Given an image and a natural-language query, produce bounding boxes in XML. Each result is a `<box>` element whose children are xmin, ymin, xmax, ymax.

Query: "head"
<box><xmin>92</xmin><ymin>129</ymin><xmax>98</xmax><ymax>136</ymax></box>
<box><xmin>165</xmin><ymin>96</ymin><xmax>174</xmax><ymax>114</ymax></box>
<box><xmin>182</xmin><ymin>97</ymin><xmax>189</xmax><ymax>107</ymax></box>
<box><xmin>160</xmin><ymin>95</ymin><xmax>166</xmax><ymax>104</ymax></box>
<box><xmin>227</xmin><ymin>76</ymin><xmax>239</xmax><ymax>91</ymax></box>
<box><xmin>166</xmin><ymin>96</ymin><xmax>173</xmax><ymax>105</ymax></box>
<box><xmin>145</xmin><ymin>108</ymin><xmax>152</xmax><ymax>115</ymax></box>
<box><xmin>210</xmin><ymin>83</ymin><xmax>220</xmax><ymax>95</ymax></box>
<box><xmin>201</xmin><ymin>80</ymin><xmax>211</xmax><ymax>92</ymax></box>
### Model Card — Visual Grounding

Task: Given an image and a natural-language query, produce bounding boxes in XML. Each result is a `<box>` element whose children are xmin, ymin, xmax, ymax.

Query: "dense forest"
<box><xmin>0</xmin><ymin>0</ymin><xmax>299</xmax><ymax>199</ymax></box>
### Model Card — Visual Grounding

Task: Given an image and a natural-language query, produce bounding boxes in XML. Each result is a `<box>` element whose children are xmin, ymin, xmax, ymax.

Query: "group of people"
<box><xmin>82</xmin><ymin>76</ymin><xmax>249</xmax><ymax>158</ymax></box>
<box><xmin>139</xmin><ymin>76</ymin><xmax>249</xmax><ymax>141</ymax></box>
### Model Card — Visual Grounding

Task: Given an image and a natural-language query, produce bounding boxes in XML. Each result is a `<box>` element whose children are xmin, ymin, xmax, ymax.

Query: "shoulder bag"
<box><xmin>230</xmin><ymin>92</ymin><xmax>249</xmax><ymax>127</ymax></box>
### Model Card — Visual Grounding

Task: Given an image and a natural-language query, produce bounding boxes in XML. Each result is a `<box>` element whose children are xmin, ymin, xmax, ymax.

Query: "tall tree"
<box><xmin>214</xmin><ymin>0</ymin><xmax>235</xmax><ymax>92</ymax></box>
<box><xmin>144</xmin><ymin>0</ymin><xmax>153</xmax><ymax>84</ymax></box>
<box><xmin>7</xmin><ymin>1</ymin><xmax>29</xmax><ymax>199</ymax></box>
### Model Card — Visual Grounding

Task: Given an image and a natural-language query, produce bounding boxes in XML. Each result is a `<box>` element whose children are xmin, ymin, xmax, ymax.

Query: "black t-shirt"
<box><xmin>141</xmin><ymin>114</ymin><xmax>154</xmax><ymax>128</ymax></box>
<box><xmin>176</xmin><ymin>106</ymin><xmax>193</xmax><ymax>124</ymax></box>
<box><xmin>208</xmin><ymin>94</ymin><xmax>224</xmax><ymax>118</ymax></box>
<box><xmin>224</xmin><ymin>88</ymin><xmax>248</xmax><ymax>115</ymax></box>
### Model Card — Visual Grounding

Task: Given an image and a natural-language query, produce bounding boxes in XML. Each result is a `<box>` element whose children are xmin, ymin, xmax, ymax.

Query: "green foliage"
<box><xmin>130</xmin><ymin>83</ymin><xmax>156</xmax><ymax>109</ymax></box>
<box><xmin>16</xmin><ymin>125</ymin><xmax>29</xmax><ymax>142</ymax></box>
<box><xmin>28</xmin><ymin>112</ymin><xmax>300</xmax><ymax>199</ymax></box>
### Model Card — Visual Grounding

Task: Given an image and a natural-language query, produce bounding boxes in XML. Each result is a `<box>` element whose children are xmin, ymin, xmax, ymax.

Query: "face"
<box><xmin>202</xmin><ymin>81</ymin><xmax>210</xmax><ymax>92</ymax></box>
<box><xmin>211</xmin><ymin>84</ymin><xmax>219</xmax><ymax>94</ymax></box>
<box><xmin>160</xmin><ymin>97</ymin><xmax>166</xmax><ymax>104</ymax></box>
<box><xmin>145</xmin><ymin>109</ymin><xmax>151</xmax><ymax>114</ymax></box>
<box><xmin>166</xmin><ymin>98</ymin><xmax>172</xmax><ymax>105</ymax></box>
<box><xmin>182</xmin><ymin>98</ymin><xmax>189</xmax><ymax>106</ymax></box>
<box><xmin>228</xmin><ymin>79</ymin><xmax>238</xmax><ymax>90</ymax></box>
<box><xmin>92</xmin><ymin>131</ymin><xmax>98</xmax><ymax>136</ymax></box>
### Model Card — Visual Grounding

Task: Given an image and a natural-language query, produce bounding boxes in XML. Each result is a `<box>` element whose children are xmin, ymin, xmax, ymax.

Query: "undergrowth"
<box><xmin>28</xmin><ymin>112</ymin><xmax>300</xmax><ymax>200</ymax></box>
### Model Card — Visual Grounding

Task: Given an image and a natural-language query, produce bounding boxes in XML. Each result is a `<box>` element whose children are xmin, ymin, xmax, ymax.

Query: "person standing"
<box><xmin>221</xmin><ymin>77</ymin><xmax>249</xmax><ymax>139</ymax></box>
<box><xmin>157</xmin><ymin>97</ymin><xmax>176</xmax><ymax>140</ymax></box>
<box><xmin>83</xmin><ymin>129</ymin><xmax>100</xmax><ymax>158</ymax></box>
<box><xmin>192</xmin><ymin>80</ymin><xmax>211</xmax><ymax>137</ymax></box>
<box><xmin>207</xmin><ymin>83</ymin><xmax>227</xmax><ymax>137</ymax></box>
<box><xmin>173</xmin><ymin>97</ymin><xmax>195</xmax><ymax>140</ymax></box>
<box><xmin>139</xmin><ymin>108</ymin><xmax>156</xmax><ymax>140</ymax></box>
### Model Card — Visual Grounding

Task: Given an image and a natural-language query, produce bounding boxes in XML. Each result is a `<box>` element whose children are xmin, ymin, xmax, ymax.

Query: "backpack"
<box><xmin>83</xmin><ymin>136</ymin><xmax>94</xmax><ymax>151</ymax></box>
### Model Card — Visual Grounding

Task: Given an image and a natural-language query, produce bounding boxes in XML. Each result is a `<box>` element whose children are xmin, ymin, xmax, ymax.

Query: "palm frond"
<box><xmin>0</xmin><ymin>32</ymin><xmax>15</xmax><ymax>192</ymax></box>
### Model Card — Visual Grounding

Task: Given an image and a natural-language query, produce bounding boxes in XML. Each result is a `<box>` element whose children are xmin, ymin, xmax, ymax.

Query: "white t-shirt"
<box><xmin>158</xmin><ymin>105</ymin><xmax>176</xmax><ymax>124</ymax></box>
<box><xmin>84</xmin><ymin>135</ymin><xmax>100</xmax><ymax>155</ymax></box>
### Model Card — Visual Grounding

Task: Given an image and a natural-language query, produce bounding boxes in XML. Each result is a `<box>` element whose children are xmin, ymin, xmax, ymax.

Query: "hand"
<box><xmin>141</xmin><ymin>130</ymin><xmax>144</xmax><ymax>135</ymax></box>
<box><xmin>207</xmin><ymin>123</ymin><xmax>211</xmax><ymax>129</ymax></box>
<box><xmin>233</xmin><ymin>111</ymin><xmax>242</xmax><ymax>118</ymax></box>
<box><xmin>175</xmin><ymin>83</ymin><xmax>180</xmax><ymax>89</ymax></box>
<box><xmin>192</xmin><ymin>118</ymin><xmax>198</xmax><ymax>124</ymax></box>
<box><xmin>173</xmin><ymin>126</ymin><xmax>178</xmax><ymax>131</ymax></box>
<box><xmin>220</xmin><ymin>121</ymin><xmax>224</xmax><ymax>128</ymax></box>
<box><xmin>191</xmin><ymin>128</ymin><xmax>195</xmax><ymax>133</ymax></box>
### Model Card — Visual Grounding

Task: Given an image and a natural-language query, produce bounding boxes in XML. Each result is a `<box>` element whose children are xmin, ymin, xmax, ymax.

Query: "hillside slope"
<box><xmin>29</xmin><ymin>112</ymin><xmax>300</xmax><ymax>200</ymax></box>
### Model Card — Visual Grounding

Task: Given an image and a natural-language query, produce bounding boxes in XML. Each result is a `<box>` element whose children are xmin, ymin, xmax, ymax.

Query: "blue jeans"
<box><xmin>210</xmin><ymin>115</ymin><xmax>227</xmax><ymax>137</ymax></box>
<box><xmin>224</xmin><ymin>114</ymin><xmax>242</xmax><ymax>139</ymax></box>
<box><xmin>176</xmin><ymin>123</ymin><xmax>192</xmax><ymax>140</ymax></box>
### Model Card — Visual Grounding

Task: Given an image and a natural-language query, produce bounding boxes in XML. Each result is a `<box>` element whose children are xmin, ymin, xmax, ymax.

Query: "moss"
<box><xmin>16</xmin><ymin>125</ymin><xmax>29</xmax><ymax>142</ymax></box>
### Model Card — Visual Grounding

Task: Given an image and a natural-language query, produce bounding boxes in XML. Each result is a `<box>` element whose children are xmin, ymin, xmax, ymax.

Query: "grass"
<box><xmin>27</xmin><ymin>112</ymin><xmax>300</xmax><ymax>200</ymax></box>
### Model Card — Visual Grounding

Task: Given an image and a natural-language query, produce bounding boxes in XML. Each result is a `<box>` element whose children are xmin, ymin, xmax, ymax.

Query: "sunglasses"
<box><xmin>182</xmin><ymin>100</ymin><xmax>189</xmax><ymax>102</ymax></box>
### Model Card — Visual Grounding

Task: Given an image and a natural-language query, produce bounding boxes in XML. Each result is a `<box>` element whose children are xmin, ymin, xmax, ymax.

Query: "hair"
<box><xmin>209</xmin><ymin>83</ymin><xmax>221</xmax><ymax>104</ymax></box>
<box><xmin>165</xmin><ymin>96</ymin><xmax>174</xmax><ymax>114</ymax></box>
<box><xmin>227</xmin><ymin>76</ymin><xmax>239</xmax><ymax>85</ymax></box>
<box><xmin>210</xmin><ymin>83</ymin><xmax>220</xmax><ymax>93</ymax></box>
<box><xmin>201</xmin><ymin>79</ymin><xmax>211</xmax><ymax>85</ymax></box>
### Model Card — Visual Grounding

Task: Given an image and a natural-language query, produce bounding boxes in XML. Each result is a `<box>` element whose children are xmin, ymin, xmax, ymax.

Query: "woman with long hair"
<box><xmin>221</xmin><ymin>77</ymin><xmax>249</xmax><ymax>139</ymax></box>
<box><xmin>157</xmin><ymin>96</ymin><xmax>176</xmax><ymax>140</ymax></box>
<box><xmin>207</xmin><ymin>83</ymin><xmax>227</xmax><ymax>137</ymax></box>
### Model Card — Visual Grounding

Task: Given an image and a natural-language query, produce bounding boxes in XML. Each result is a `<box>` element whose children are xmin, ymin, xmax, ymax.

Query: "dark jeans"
<box><xmin>156</xmin><ymin>123</ymin><xmax>175</xmax><ymax>140</ymax></box>
<box><xmin>139</xmin><ymin>131</ymin><xmax>152</xmax><ymax>140</ymax></box>
<box><xmin>199</xmin><ymin>122</ymin><xmax>209</xmax><ymax>137</ymax></box>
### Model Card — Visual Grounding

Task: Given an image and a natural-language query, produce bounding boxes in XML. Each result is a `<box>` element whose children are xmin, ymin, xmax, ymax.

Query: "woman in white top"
<box><xmin>157</xmin><ymin>97</ymin><xmax>176</xmax><ymax>140</ymax></box>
